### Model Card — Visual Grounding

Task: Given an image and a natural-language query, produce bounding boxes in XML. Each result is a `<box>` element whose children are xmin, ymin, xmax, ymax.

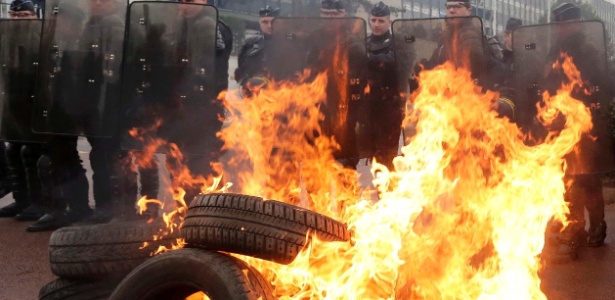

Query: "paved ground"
<box><xmin>1</xmin><ymin>138</ymin><xmax>614</xmax><ymax>299</ymax></box>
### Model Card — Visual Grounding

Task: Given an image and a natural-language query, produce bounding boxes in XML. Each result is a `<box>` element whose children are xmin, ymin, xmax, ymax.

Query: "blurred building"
<box><xmin>1</xmin><ymin>0</ymin><xmax>613</xmax><ymax>50</ymax></box>
<box><xmin>395</xmin><ymin>0</ymin><xmax>548</xmax><ymax>37</ymax></box>
<box><xmin>590</xmin><ymin>0</ymin><xmax>615</xmax><ymax>48</ymax></box>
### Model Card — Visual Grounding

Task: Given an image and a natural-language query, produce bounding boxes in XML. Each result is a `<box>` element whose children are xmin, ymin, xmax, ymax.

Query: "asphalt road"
<box><xmin>1</xmin><ymin>138</ymin><xmax>614</xmax><ymax>299</ymax></box>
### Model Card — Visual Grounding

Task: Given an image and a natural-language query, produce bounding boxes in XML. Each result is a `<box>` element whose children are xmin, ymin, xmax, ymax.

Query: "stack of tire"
<box><xmin>40</xmin><ymin>193</ymin><xmax>352</xmax><ymax>300</ymax></box>
<box><xmin>38</xmin><ymin>219</ymin><xmax>179</xmax><ymax>300</ymax></box>
<box><xmin>111</xmin><ymin>193</ymin><xmax>352</xmax><ymax>300</ymax></box>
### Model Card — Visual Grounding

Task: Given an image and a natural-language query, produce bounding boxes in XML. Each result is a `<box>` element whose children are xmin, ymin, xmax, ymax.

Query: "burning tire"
<box><xmin>181</xmin><ymin>193</ymin><xmax>350</xmax><ymax>264</ymax></box>
<box><xmin>49</xmin><ymin>219</ymin><xmax>179</xmax><ymax>280</ymax></box>
<box><xmin>38</xmin><ymin>277</ymin><xmax>121</xmax><ymax>300</ymax></box>
<box><xmin>109</xmin><ymin>248</ymin><xmax>275</xmax><ymax>300</ymax></box>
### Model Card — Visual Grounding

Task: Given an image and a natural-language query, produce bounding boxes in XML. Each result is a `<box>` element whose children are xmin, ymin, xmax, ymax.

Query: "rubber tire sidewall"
<box><xmin>109</xmin><ymin>248</ymin><xmax>275</xmax><ymax>300</ymax></box>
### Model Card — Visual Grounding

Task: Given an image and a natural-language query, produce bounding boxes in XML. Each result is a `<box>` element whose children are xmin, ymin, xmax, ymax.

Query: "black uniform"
<box><xmin>0</xmin><ymin>18</ymin><xmax>43</xmax><ymax>219</ymax></box>
<box><xmin>304</xmin><ymin>22</ymin><xmax>369</xmax><ymax>167</ymax></box>
<box><xmin>367</xmin><ymin>31</ymin><xmax>403</xmax><ymax>168</ymax></box>
<box><xmin>234</xmin><ymin>35</ymin><xmax>270</xmax><ymax>88</ymax></box>
<box><xmin>81</xmin><ymin>11</ymin><xmax>127</xmax><ymax>217</ymax></box>
<box><xmin>165</xmin><ymin>9</ymin><xmax>228</xmax><ymax>204</ymax></box>
<box><xmin>28</xmin><ymin>5</ymin><xmax>126</xmax><ymax>231</ymax></box>
<box><xmin>543</xmin><ymin>30</ymin><xmax>613</xmax><ymax>244</ymax></box>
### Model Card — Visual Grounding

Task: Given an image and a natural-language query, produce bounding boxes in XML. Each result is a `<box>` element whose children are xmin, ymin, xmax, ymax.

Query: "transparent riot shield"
<box><xmin>120</xmin><ymin>1</ymin><xmax>221</xmax><ymax>156</ymax></box>
<box><xmin>392</xmin><ymin>16</ymin><xmax>485</xmax><ymax>95</ymax></box>
<box><xmin>32</xmin><ymin>0</ymin><xmax>127</xmax><ymax>137</ymax></box>
<box><xmin>513</xmin><ymin>21</ymin><xmax>614</xmax><ymax>174</ymax></box>
<box><xmin>0</xmin><ymin>19</ymin><xmax>43</xmax><ymax>142</ymax></box>
<box><xmin>267</xmin><ymin>17</ymin><xmax>369</xmax><ymax>161</ymax></box>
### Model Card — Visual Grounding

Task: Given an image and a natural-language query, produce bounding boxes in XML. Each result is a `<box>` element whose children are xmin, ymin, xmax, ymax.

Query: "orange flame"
<box><xmin>126</xmin><ymin>39</ymin><xmax>592</xmax><ymax>298</ymax></box>
<box><xmin>216</xmin><ymin>54</ymin><xmax>592</xmax><ymax>299</ymax></box>
<box><xmin>129</xmin><ymin>118</ymin><xmax>225</xmax><ymax>254</ymax></box>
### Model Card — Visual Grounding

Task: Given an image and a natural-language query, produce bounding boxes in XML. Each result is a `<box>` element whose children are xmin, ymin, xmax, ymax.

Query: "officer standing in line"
<box><xmin>491</xmin><ymin>17</ymin><xmax>522</xmax><ymax>122</ymax></box>
<box><xmin>234</xmin><ymin>5</ymin><xmax>279</xmax><ymax>94</ymax></box>
<box><xmin>540</xmin><ymin>2</ymin><xmax>613</xmax><ymax>262</ymax></box>
<box><xmin>302</xmin><ymin>0</ymin><xmax>368</xmax><ymax>169</ymax></box>
<box><xmin>0</xmin><ymin>0</ymin><xmax>44</xmax><ymax>220</ymax></box>
<box><xmin>501</xmin><ymin>17</ymin><xmax>522</xmax><ymax>82</ymax></box>
<box><xmin>76</xmin><ymin>0</ymin><xmax>127</xmax><ymax>223</ymax></box>
<box><xmin>425</xmin><ymin>0</ymin><xmax>505</xmax><ymax>90</ymax></box>
<box><xmin>28</xmin><ymin>0</ymin><xmax>125</xmax><ymax>231</ymax></box>
<box><xmin>170</xmin><ymin>0</ymin><xmax>229</xmax><ymax>204</ymax></box>
<box><xmin>366</xmin><ymin>2</ymin><xmax>402</xmax><ymax>170</ymax></box>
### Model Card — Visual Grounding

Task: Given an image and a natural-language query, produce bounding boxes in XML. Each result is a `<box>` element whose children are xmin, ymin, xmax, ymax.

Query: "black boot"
<box><xmin>1</xmin><ymin>143</ymin><xmax>28</xmax><ymax>218</ymax></box>
<box><xmin>542</xmin><ymin>220</ymin><xmax>584</xmax><ymax>263</ymax></box>
<box><xmin>27</xmin><ymin>155</ymin><xmax>59</xmax><ymax>231</ymax></box>
<box><xmin>62</xmin><ymin>170</ymin><xmax>93</xmax><ymax>221</ymax></box>
<box><xmin>15</xmin><ymin>144</ymin><xmax>45</xmax><ymax>221</ymax></box>
<box><xmin>0</xmin><ymin>142</ymin><xmax>11</xmax><ymax>199</ymax></box>
<box><xmin>15</xmin><ymin>204</ymin><xmax>46</xmax><ymax>221</ymax></box>
<box><xmin>0</xmin><ymin>202</ymin><xmax>27</xmax><ymax>218</ymax></box>
<box><xmin>588</xmin><ymin>220</ymin><xmax>607</xmax><ymax>247</ymax></box>
<box><xmin>26</xmin><ymin>211</ymin><xmax>66</xmax><ymax>232</ymax></box>
<box><xmin>29</xmin><ymin>174</ymin><xmax>92</xmax><ymax>231</ymax></box>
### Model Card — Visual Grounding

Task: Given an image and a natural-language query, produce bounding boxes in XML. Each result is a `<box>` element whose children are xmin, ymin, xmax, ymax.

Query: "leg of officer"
<box><xmin>543</xmin><ymin>175</ymin><xmax>586</xmax><ymax>261</ymax></box>
<box><xmin>87</xmin><ymin>137</ymin><xmax>112</xmax><ymax>212</ymax></box>
<box><xmin>14</xmin><ymin>143</ymin><xmax>45</xmax><ymax>221</ymax></box>
<box><xmin>27</xmin><ymin>136</ymin><xmax>90</xmax><ymax>231</ymax></box>
<box><xmin>109</xmin><ymin>148</ymin><xmax>138</xmax><ymax>219</ymax></box>
<box><xmin>581</xmin><ymin>174</ymin><xmax>607</xmax><ymax>246</ymax></box>
<box><xmin>0</xmin><ymin>142</ymin><xmax>10</xmax><ymax>199</ymax></box>
<box><xmin>0</xmin><ymin>142</ymin><xmax>28</xmax><ymax>217</ymax></box>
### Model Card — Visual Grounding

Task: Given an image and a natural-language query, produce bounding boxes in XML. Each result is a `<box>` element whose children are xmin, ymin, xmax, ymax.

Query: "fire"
<box><xmin>185</xmin><ymin>292</ymin><xmax>211</xmax><ymax>300</ymax></box>
<box><xmin>130</xmin><ymin>120</ymin><xmax>227</xmax><ymax>254</ymax></box>
<box><xmin>217</xmin><ymin>55</ymin><xmax>591</xmax><ymax>299</ymax></box>
<box><xmin>125</xmin><ymin>40</ymin><xmax>590</xmax><ymax>297</ymax></box>
<box><xmin>219</xmin><ymin>72</ymin><xmax>361</xmax><ymax>215</ymax></box>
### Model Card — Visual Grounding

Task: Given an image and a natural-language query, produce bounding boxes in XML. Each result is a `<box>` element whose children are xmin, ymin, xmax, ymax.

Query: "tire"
<box><xmin>38</xmin><ymin>277</ymin><xmax>121</xmax><ymax>300</ymax></box>
<box><xmin>49</xmin><ymin>219</ymin><xmax>179</xmax><ymax>280</ymax></box>
<box><xmin>181</xmin><ymin>193</ymin><xmax>350</xmax><ymax>264</ymax></box>
<box><xmin>109</xmin><ymin>248</ymin><xmax>275</xmax><ymax>300</ymax></box>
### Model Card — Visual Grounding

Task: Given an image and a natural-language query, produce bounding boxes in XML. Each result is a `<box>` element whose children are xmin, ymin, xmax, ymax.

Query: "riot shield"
<box><xmin>513</xmin><ymin>21</ymin><xmax>614</xmax><ymax>174</ymax></box>
<box><xmin>32</xmin><ymin>0</ymin><xmax>127</xmax><ymax>137</ymax></box>
<box><xmin>120</xmin><ymin>1</ymin><xmax>221</xmax><ymax>157</ymax></box>
<box><xmin>392</xmin><ymin>17</ymin><xmax>484</xmax><ymax>95</ymax></box>
<box><xmin>0</xmin><ymin>19</ymin><xmax>43</xmax><ymax>142</ymax></box>
<box><xmin>267</xmin><ymin>17</ymin><xmax>369</xmax><ymax>161</ymax></box>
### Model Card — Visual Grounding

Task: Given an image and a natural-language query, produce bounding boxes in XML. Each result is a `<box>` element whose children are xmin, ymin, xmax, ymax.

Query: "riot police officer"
<box><xmin>304</xmin><ymin>0</ymin><xmax>369</xmax><ymax>169</ymax></box>
<box><xmin>234</xmin><ymin>5</ymin><xmax>279</xmax><ymax>92</ymax></box>
<box><xmin>491</xmin><ymin>18</ymin><xmax>522</xmax><ymax>122</ymax></box>
<box><xmin>366</xmin><ymin>2</ymin><xmax>402</xmax><ymax>170</ymax></box>
<box><xmin>540</xmin><ymin>2</ymin><xmax>613</xmax><ymax>261</ymax></box>
<box><xmin>7</xmin><ymin>0</ymin><xmax>36</xmax><ymax>18</ymax></box>
<box><xmin>28</xmin><ymin>0</ymin><xmax>126</xmax><ymax>231</ymax></box>
<box><xmin>501</xmin><ymin>18</ymin><xmax>521</xmax><ymax>81</ymax></box>
<box><xmin>425</xmin><ymin>0</ymin><xmax>505</xmax><ymax>90</ymax></box>
<box><xmin>171</xmin><ymin>0</ymin><xmax>228</xmax><ymax>204</ymax></box>
<box><xmin>0</xmin><ymin>0</ymin><xmax>43</xmax><ymax>220</ymax></box>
